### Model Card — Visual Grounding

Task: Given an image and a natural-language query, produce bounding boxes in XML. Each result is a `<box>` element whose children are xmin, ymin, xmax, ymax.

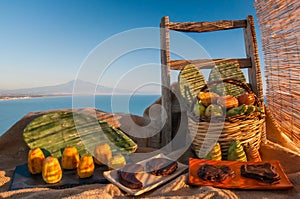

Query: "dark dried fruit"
<box><xmin>197</xmin><ymin>164</ymin><xmax>235</xmax><ymax>182</ymax></box>
<box><xmin>240</xmin><ymin>163</ymin><xmax>280</xmax><ymax>184</ymax></box>
<box><xmin>146</xmin><ymin>158</ymin><xmax>178</xmax><ymax>176</ymax></box>
<box><xmin>118</xmin><ymin>163</ymin><xmax>144</xmax><ymax>189</ymax></box>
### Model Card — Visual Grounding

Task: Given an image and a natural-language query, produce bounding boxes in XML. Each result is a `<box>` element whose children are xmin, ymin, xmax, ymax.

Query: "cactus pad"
<box><xmin>23</xmin><ymin>111</ymin><xmax>137</xmax><ymax>158</ymax></box>
<box><xmin>178</xmin><ymin>64</ymin><xmax>206</xmax><ymax>110</ymax></box>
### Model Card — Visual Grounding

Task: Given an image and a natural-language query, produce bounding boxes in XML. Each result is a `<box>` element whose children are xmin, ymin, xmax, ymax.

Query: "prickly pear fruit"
<box><xmin>108</xmin><ymin>154</ymin><xmax>126</xmax><ymax>170</ymax></box>
<box><xmin>226</xmin><ymin>104</ymin><xmax>248</xmax><ymax>117</ymax></box>
<box><xmin>217</xmin><ymin>95</ymin><xmax>239</xmax><ymax>109</ymax></box>
<box><xmin>198</xmin><ymin>92</ymin><xmax>220</xmax><ymax>107</ymax></box>
<box><xmin>227</xmin><ymin>140</ymin><xmax>247</xmax><ymax>162</ymax></box>
<box><xmin>62</xmin><ymin>146</ymin><xmax>80</xmax><ymax>170</ymax></box>
<box><xmin>193</xmin><ymin>102</ymin><xmax>206</xmax><ymax>116</ymax></box>
<box><xmin>94</xmin><ymin>143</ymin><xmax>112</xmax><ymax>165</ymax></box>
<box><xmin>77</xmin><ymin>155</ymin><xmax>95</xmax><ymax>178</ymax></box>
<box><xmin>244</xmin><ymin>143</ymin><xmax>262</xmax><ymax>162</ymax></box>
<box><xmin>205</xmin><ymin>104</ymin><xmax>223</xmax><ymax>117</ymax></box>
<box><xmin>28</xmin><ymin>147</ymin><xmax>45</xmax><ymax>174</ymax></box>
<box><xmin>237</xmin><ymin>93</ymin><xmax>256</xmax><ymax>105</ymax></box>
<box><xmin>204</xmin><ymin>142</ymin><xmax>222</xmax><ymax>160</ymax></box>
<box><xmin>42</xmin><ymin>156</ymin><xmax>62</xmax><ymax>184</ymax></box>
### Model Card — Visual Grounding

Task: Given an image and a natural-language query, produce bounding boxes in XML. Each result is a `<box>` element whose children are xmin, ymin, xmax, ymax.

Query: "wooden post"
<box><xmin>243</xmin><ymin>15</ymin><xmax>264</xmax><ymax>101</ymax></box>
<box><xmin>244</xmin><ymin>15</ymin><xmax>265</xmax><ymax>143</ymax></box>
<box><xmin>160</xmin><ymin>16</ymin><xmax>172</xmax><ymax>150</ymax></box>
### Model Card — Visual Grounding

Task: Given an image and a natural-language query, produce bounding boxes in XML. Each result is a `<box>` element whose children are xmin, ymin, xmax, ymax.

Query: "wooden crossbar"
<box><xmin>168</xmin><ymin>20</ymin><xmax>246</xmax><ymax>32</ymax></box>
<box><xmin>169</xmin><ymin>58</ymin><xmax>252</xmax><ymax>70</ymax></box>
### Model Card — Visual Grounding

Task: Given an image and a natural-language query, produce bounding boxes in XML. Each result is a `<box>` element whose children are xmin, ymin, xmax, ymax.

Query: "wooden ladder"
<box><xmin>160</xmin><ymin>15</ymin><xmax>263</xmax><ymax>148</ymax></box>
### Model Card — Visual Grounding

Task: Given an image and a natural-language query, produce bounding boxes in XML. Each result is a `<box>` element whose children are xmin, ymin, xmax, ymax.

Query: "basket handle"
<box><xmin>200</xmin><ymin>79</ymin><xmax>254</xmax><ymax>94</ymax></box>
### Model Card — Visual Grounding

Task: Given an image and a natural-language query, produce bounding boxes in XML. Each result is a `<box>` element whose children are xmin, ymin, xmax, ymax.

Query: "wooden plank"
<box><xmin>243</xmin><ymin>15</ymin><xmax>264</xmax><ymax>101</ymax></box>
<box><xmin>168</xmin><ymin>20</ymin><xmax>246</xmax><ymax>32</ymax></box>
<box><xmin>243</xmin><ymin>15</ymin><xmax>266</xmax><ymax>144</ymax></box>
<box><xmin>160</xmin><ymin>16</ymin><xmax>172</xmax><ymax>151</ymax></box>
<box><xmin>169</xmin><ymin>58</ymin><xmax>251</xmax><ymax>70</ymax></box>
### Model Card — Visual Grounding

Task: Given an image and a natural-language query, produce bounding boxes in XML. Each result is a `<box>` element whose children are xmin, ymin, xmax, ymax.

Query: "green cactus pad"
<box><xmin>208</xmin><ymin>63</ymin><xmax>247</xmax><ymax>97</ymax></box>
<box><xmin>23</xmin><ymin>111</ymin><xmax>138</xmax><ymax>158</ymax></box>
<box><xmin>178</xmin><ymin>64</ymin><xmax>206</xmax><ymax>110</ymax></box>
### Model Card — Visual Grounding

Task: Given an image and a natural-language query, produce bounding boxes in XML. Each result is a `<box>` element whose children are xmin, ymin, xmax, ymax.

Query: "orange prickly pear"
<box><xmin>28</xmin><ymin>147</ymin><xmax>45</xmax><ymax>174</ymax></box>
<box><xmin>77</xmin><ymin>155</ymin><xmax>95</xmax><ymax>178</ymax></box>
<box><xmin>62</xmin><ymin>146</ymin><xmax>80</xmax><ymax>170</ymax></box>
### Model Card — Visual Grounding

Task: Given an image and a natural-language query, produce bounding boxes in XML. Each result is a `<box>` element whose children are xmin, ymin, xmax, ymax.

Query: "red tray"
<box><xmin>188</xmin><ymin>158</ymin><xmax>293</xmax><ymax>190</ymax></box>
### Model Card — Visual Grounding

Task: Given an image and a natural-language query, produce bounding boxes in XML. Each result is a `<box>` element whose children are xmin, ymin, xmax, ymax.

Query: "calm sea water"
<box><xmin>0</xmin><ymin>95</ymin><xmax>160</xmax><ymax>135</ymax></box>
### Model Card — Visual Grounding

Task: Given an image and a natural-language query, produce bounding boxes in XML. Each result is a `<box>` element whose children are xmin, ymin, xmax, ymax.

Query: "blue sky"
<box><xmin>0</xmin><ymin>0</ymin><xmax>265</xmax><ymax>93</ymax></box>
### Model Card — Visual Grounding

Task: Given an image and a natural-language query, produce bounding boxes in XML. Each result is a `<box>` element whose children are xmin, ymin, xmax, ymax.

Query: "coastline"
<box><xmin>0</xmin><ymin>95</ymin><xmax>53</xmax><ymax>101</ymax></box>
<box><xmin>0</xmin><ymin>93</ymin><xmax>161</xmax><ymax>101</ymax></box>
<box><xmin>0</xmin><ymin>96</ymin><xmax>32</xmax><ymax>101</ymax></box>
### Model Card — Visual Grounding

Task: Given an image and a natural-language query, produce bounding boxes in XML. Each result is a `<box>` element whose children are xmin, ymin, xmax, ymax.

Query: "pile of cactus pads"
<box><xmin>23</xmin><ymin>111</ymin><xmax>137</xmax><ymax>158</ymax></box>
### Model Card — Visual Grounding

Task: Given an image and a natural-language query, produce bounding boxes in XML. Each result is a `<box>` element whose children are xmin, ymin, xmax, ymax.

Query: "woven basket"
<box><xmin>188</xmin><ymin>79</ymin><xmax>265</xmax><ymax>159</ymax></box>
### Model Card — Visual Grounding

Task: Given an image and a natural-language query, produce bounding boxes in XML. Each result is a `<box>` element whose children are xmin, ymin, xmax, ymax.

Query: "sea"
<box><xmin>0</xmin><ymin>95</ymin><xmax>160</xmax><ymax>136</ymax></box>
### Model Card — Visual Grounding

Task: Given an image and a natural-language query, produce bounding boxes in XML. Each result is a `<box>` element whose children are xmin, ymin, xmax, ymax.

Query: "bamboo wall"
<box><xmin>255</xmin><ymin>0</ymin><xmax>300</xmax><ymax>147</ymax></box>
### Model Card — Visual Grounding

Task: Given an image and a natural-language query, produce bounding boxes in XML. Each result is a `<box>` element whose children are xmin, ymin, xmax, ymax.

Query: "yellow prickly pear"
<box><xmin>204</xmin><ymin>143</ymin><xmax>222</xmax><ymax>160</ymax></box>
<box><xmin>227</xmin><ymin>140</ymin><xmax>247</xmax><ymax>162</ymax></box>
<box><xmin>42</xmin><ymin>156</ymin><xmax>62</xmax><ymax>184</ymax></box>
<box><xmin>108</xmin><ymin>154</ymin><xmax>126</xmax><ymax>170</ymax></box>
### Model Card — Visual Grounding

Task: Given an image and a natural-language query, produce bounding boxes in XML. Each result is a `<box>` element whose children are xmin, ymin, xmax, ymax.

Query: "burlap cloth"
<box><xmin>0</xmin><ymin>108</ymin><xmax>299</xmax><ymax>198</ymax></box>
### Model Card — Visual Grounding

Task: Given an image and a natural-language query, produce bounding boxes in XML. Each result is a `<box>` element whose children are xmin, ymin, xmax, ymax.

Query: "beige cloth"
<box><xmin>0</xmin><ymin>174</ymin><xmax>238</xmax><ymax>199</ymax></box>
<box><xmin>0</xmin><ymin>108</ymin><xmax>299</xmax><ymax>198</ymax></box>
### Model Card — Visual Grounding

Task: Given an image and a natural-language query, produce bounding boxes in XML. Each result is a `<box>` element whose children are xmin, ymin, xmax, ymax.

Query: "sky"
<box><xmin>0</xmin><ymin>0</ymin><xmax>265</xmax><ymax>93</ymax></box>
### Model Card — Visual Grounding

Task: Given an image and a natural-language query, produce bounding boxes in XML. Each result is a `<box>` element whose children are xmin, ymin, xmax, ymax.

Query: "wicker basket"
<box><xmin>188</xmin><ymin>79</ymin><xmax>265</xmax><ymax>159</ymax></box>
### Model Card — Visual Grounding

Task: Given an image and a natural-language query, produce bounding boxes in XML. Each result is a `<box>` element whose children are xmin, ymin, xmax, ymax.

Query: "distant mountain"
<box><xmin>0</xmin><ymin>80</ymin><xmax>144</xmax><ymax>96</ymax></box>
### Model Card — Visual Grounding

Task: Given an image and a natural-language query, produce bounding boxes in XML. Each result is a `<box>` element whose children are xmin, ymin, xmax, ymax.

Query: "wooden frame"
<box><xmin>160</xmin><ymin>16</ymin><xmax>263</xmax><ymax>148</ymax></box>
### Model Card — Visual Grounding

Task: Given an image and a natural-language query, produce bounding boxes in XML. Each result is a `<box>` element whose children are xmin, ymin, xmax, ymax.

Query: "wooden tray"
<box><xmin>188</xmin><ymin>158</ymin><xmax>293</xmax><ymax>190</ymax></box>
